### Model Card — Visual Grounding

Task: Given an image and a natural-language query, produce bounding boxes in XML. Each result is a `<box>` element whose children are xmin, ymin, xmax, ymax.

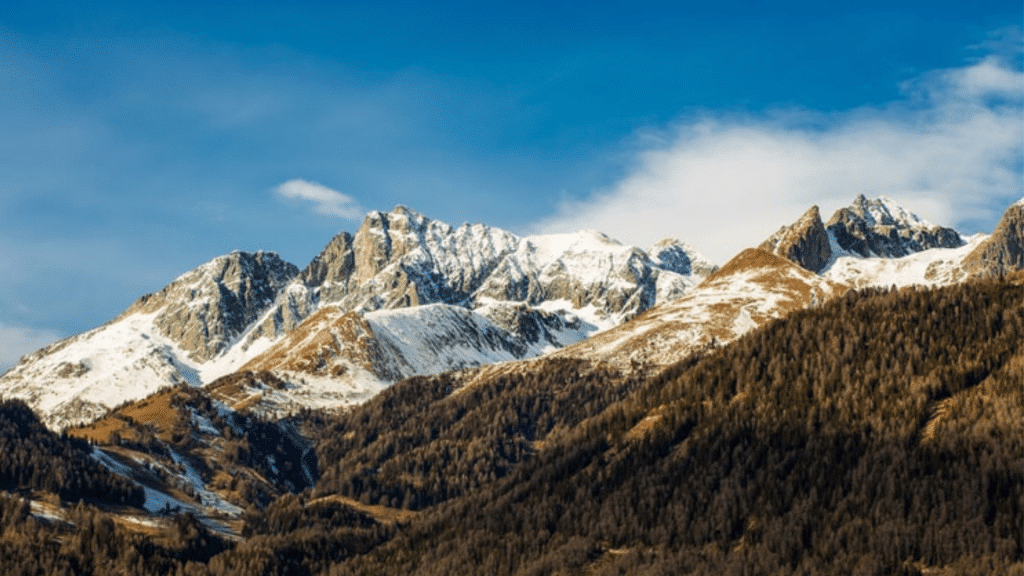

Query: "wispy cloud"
<box><xmin>0</xmin><ymin>322</ymin><xmax>63</xmax><ymax>373</ymax></box>
<box><xmin>534</xmin><ymin>47</ymin><xmax>1023</xmax><ymax>264</ymax></box>
<box><xmin>274</xmin><ymin>179</ymin><xmax>365</xmax><ymax>219</ymax></box>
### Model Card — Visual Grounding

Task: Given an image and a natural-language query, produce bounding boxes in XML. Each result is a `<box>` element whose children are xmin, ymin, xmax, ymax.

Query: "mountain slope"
<box><xmin>211</xmin><ymin>303</ymin><xmax>590</xmax><ymax>417</ymax></box>
<box><xmin>66</xmin><ymin>383</ymin><xmax>316</xmax><ymax>525</ymax></box>
<box><xmin>552</xmin><ymin>248</ymin><xmax>847</xmax><ymax>370</ymax></box>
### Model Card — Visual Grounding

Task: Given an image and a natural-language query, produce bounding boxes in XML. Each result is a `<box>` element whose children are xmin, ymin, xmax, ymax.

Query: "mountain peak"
<box><xmin>125</xmin><ymin>250</ymin><xmax>299</xmax><ymax>361</ymax></box>
<box><xmin>826</xmin><ymin>195</ymin><xmax>964</xmax><ymax>258</ymax></box>
<box><xmin>758</xmin><ymin>205</ymin><xmax>832</xmax><ymax>273</ymax></box>
<box><xmin>649</xmin><ymin>238</ymin><xmax>717</xmax><ymax>276</ymax></box>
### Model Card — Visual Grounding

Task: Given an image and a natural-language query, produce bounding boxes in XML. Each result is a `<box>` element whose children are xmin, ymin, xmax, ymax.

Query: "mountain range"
<box><xmin>1</xmin><ymin>196</ymin><xmax>1021</xmax><ymax>430</ymax></box>
<box><xmin>0</xmin><ymin>194</ymin><xmax>1021</xmax><ymax>576</ymax></box>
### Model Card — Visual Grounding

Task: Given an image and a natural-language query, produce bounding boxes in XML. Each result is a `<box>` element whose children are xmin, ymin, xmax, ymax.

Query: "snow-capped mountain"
<box><xmin>0</xmin><ymin>208</ymin><xmax>713</xmax><ymax>428</ymax></box>
<box><xmin>3</xmin><ymin>196</ymin><xmax>1018</xmax><ymax>430</ymax></box>
<box><xmin>198</xmin><ymin>208</ymin><xmax>716</xmax><ymax>418</ymax></box>
<box><xmin>755</xmin><ymin>194</ymin><xmax>1006</xmax><ymax>291</ymax></box>
<box><xmin>0</xmin><ymin>251</ymin><xmax>298</xmax><ymax>429</ymax></box>
<box><xmin>826</xmin><ymin>194</ymin><xmax>965</xmax><ymax>258</ymax></box>
<box><xmin>240</xmin><ymin>206</ymin><xmax>714</xmax><ymax>351</ymax></box>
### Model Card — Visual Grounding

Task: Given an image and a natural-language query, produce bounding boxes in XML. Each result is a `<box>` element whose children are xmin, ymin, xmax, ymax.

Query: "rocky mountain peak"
<box><xmin>826</xmin><ymin>195</ymin><xmax>964</xmax><ymax>258</ymax></box>
<box><xmin>758</xmin><ymin>205</ymin><xmax>833</xmax><ymax>273</ymax></box>
<box><xmin>963</xmin><ymin>202</ymin><xmax>1024</xmax><ymax>277</ymax></box>
<box><xmin>300</xmin><ymin>231</ymin><xmax>355</xmax><ymax>296</ymax></box>
<box><xmin>125</xmin><ymin>250</ymin><xmax>299</xmax><ymax>361</ymax></box>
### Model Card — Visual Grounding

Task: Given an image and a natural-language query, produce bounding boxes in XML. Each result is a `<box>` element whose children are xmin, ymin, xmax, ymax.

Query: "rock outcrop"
<box><xmin>758</xmin><ymin>206</ymin><xmax>833</xmax><ymax>273</ymax></box>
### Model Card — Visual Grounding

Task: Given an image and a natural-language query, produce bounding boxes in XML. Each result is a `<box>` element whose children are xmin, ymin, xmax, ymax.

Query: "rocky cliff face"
<box><xmin>124</xmin><ymin>251</ymin><xmax>299</xmax><ymax>361</ymax></box>
<box><xmin>963</xmin><ymin>201</ymin><xmax>1024</xmax><ymax>277</ymax></box>
<box><xmin>826</xmin><ymin>195</ymin><xmax>964</xmax><ymax>258</ymax></box>
<box><xmin>758</xmin><ymin>206</ymin><xmax>833</xmax><ymax>273</ymax></box>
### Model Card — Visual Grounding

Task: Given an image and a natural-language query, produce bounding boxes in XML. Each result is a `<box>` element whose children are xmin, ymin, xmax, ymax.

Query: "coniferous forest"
<box><xmin>0</xmin><ymin>276</ymin><xmax>1021</xmax><ymax>575</ymax></box>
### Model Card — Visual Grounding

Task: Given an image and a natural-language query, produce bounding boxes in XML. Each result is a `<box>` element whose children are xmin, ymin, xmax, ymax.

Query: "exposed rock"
<box><xmin>963</xmin><ymin>202</ymin><xmax>1024</xmax><ymax>277</ymax></box>
<box><xmin>826</xmin><ymin>195</ymin><xmax>964</xmax><ymax>258</ymax></box>
<box><xmin>758</xmin><ymin>206</ymin><xmax>833</xmax><ymax>273</ymax></box>
<box><xmin>124</xmin><ymin>251</ymin><xmax>299</xmax><ymax>361</ymax></box>
<box><xmin>301</xmin><ymin>231</ymin><xmax>355</xmax><ymax>300</ymax></box>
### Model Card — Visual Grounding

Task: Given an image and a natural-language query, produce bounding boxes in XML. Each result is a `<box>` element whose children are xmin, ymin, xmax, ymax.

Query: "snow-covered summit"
<box><xmin>241</xmin><ymin>206</ymin><xmax>713</xmax><ymax>348</ymax></box>
<box><xmin>853</xmin><ymin>195</ymin><xmax>933</xmax><ymax>228</ymax></box>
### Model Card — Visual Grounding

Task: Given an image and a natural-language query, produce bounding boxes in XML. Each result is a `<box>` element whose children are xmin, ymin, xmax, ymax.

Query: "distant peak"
<box><xmin>652</xmin><ymin>237</ymin><xmax>683</xmax><ymax>249</ymax></box>
<box><xmin>577</xmin><ymin>229</ymin><xmax>620</xmax><ymax>245</ymax></box>
<box><xmin>826</xmin><ymin>195</ymin><xmax>963</xmax><ymax>258</ymax></box>
<box><xmin>389</xmin><ymin>204</ymin><xmax>419</xmax><ymax>217</ymax></box>
<box><xmin>649</xmin><ymin>238</ymin><xmax>716</xmax><ymax>277</ymax></box>
<box><xmin>842</xmin><ymin>195</ymin><xmax>930</xmax><ymax>227</ymax></box>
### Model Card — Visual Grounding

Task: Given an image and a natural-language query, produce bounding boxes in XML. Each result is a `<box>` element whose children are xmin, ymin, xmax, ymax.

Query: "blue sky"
<box><xmin>1</xmin><ymin>1</ymin><xmax>1021</xmax><ymax>369</ymax></box>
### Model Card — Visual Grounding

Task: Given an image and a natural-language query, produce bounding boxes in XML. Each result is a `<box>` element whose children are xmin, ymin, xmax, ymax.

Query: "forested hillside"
<box><xmin>324</xmin><ymin>275</ymin><xmax>1024</xmax><ymax>575</ymax></box>
<box><xmin>0</xmin><ymin>399</ymin><xmax>142</xmax><ymax>506</ymax></box>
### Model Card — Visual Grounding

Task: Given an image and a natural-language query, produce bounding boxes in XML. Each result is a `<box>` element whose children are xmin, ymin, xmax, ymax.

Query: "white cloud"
<box><xmin>0</xmin><ymin>323</ymin><xmax>63</xmax><ymax>373</ymax></box>
<box><xmin>274</xmin><ymin>179</ymin><xmax>365</xmax><ymax>219</ymax></box>
<box><xmin>534</xmin><ymin>52</ymin><xmax>1023</xmax><ymax>264</ymax></box>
